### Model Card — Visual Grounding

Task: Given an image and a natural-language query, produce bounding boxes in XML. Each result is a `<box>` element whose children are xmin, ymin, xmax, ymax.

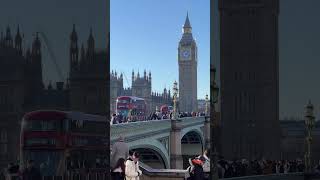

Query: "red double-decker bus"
<box><xmin>20</xmin><ymin>110</ymin><xmax>108</xmax><ymax>176</ymax></box>
<box><xmin>116</xmin><ymin>96</ymin><xmax>147</xmax><ymax>118</ymax></box>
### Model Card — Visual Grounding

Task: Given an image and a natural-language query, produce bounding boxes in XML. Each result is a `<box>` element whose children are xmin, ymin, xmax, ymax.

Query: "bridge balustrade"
<box><xmin>111</xmin><ymin>120</ymin><xmax>171</xmax><ymax>143</ymax></box>
<box><xmin>3</xmin><ymin>171</ymin><xmax>320</xmax><ymax>180</ymax></box>
<box><xmin>4</xmin><ymin>173</ymin><xmax>108</xmax><ymax>180</ymax></box>
<box><xmin>139</xmin><ymin>161</ymin><xmax>187</xmax><ymax>180</ymax></box>
<box><xmin>111</xmin><ymin>117</ymin><xmax>205</xmax><ymax>143</ymax></box>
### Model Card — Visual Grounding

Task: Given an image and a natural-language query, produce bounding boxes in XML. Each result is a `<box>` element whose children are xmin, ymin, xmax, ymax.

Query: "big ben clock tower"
<box><xmin>178</xmin><ymin>13</ymin><xmax>198</xmax><ymax>112</ymax></box>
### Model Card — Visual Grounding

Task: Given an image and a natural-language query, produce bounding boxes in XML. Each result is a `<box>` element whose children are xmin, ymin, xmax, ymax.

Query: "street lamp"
<box><xmin>205</xmin><ymin>94</ymin><xmax>209</xmax><ymax>116</ymax></box>
<box><xmin>172</xmin><ymin>81</ymin><xmax>179</xmax><ymax>119</ymax></box>
<box><xmin>304</xmin><ymin>100</ymin><xmax>315</xmax><ymax>173</ymax></box>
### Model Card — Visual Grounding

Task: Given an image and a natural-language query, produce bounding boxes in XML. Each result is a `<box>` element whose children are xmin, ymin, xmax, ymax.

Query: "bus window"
<box><xmin>69</xmin><ymin>120</ymin><xmax>106</xmax><ymax>135</ymax></box>
<box><xmin>117</xmin><ymin>99</ymin><xmax>129</xmax><ymax>104</ymax></box>
<box><xmin>25</xmin><ymin>120</ymin><xmax>62</xmax><ymax>132</ymax></box>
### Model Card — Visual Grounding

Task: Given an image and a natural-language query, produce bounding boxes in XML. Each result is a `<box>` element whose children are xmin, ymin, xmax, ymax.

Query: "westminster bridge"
<box><xmin>110</xmin><ymin>116</ymin><xmax>210</xmax><ymax>169</ymax></box>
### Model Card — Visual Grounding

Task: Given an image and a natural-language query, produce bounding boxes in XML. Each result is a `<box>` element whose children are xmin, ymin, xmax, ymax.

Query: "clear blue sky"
<box><xmin>110</xmin><ymin>0</ymin><xmax>210</xmax><ymax>99</ymax></box>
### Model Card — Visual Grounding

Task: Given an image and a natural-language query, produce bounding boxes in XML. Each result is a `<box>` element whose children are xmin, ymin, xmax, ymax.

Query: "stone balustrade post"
<box><xmin>170</xmin><ymin>118</ymin><xmax>183</xmax><ymax>169</ymax></box>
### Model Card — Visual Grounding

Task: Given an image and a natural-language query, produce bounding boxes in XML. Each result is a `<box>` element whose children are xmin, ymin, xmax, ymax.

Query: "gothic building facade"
<box><xmin>0</xmin><ymin>25</ymin><xmax>107</xmax><ymax>168</ymax></box>
<box><xmin>68</xmin><ymin>25</ymin><xmax>108</xmax><ymax>115</ymax></box>
<box><xmin>219</xmin><ymin>0</ymin><xmax>280</xmax><ymax>160</ymax></box>
<box><xmin>110</xmin><ymin>70</ymin><xmax>172</xmax><ymax>115</ymax></box>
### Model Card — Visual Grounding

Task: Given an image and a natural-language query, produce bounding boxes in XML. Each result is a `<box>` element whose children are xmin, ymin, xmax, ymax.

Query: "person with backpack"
<box><xmin>186</xmin><ymin>157</ymin><xmax>205</xmax><ymax>180</ymax></box>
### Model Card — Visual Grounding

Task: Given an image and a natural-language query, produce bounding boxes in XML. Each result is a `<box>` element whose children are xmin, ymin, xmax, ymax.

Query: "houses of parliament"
<box><xmin>0</xmin><ymin>25</ymin><xmax>108</xmax><ymax>168</ymax></box>
<box><xmin>110</xmin><ymin>70</ymin><xmax>172</xmax><ymax>114</ymax></box>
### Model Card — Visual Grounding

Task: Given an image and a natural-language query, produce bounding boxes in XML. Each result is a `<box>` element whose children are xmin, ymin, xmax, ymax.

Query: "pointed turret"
<box><xmin>70</xmin><ymin>24</ymin><xmax>78</xmax><ymax>41</ymax></box>
<box><xmin>5</xmin><ymin>26</ymin><xmax>13</xmax><ymax>47</ymax></box>
<box><xmin>30</xmin><ymin>32</ymin><xmax>43</xmax><ymax>88</ymax></box>
<box><xmin>70</xmin><ymin>24</ymin><xmax>79</xmax><ymax>68</ymax></box>
<box><xmin>87</xmin><ymin>27</ymin><xmax>95</xmax><ymax>60</ymax></box>
<box><xmin>132</xmin><ymin>70</ymin><xmax>135</xmax><ymax>82</ymax></box>
<box><xmin>32</xmin><ymin>32</ymin><xmax>41</xmax><ymax>56</ymax></box>
<box><xmin>15</xmin><ymin>25</ymin><xmax>22</xmax><ymax>54</ymax></box>
<box><xmin>183</xmin><ymin>12</ymin><xmax>192</xmax><ymax>34</ymax></box>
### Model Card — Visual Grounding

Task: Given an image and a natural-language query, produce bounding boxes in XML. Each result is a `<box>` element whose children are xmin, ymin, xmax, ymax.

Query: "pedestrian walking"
<box><xmin>111</xmin><ymin>114</ymin><xmax>118</xmax><ymax>124</ymax></box>
<box><xmin>110</xmin><ymin>136</ymin><xmax>129</xmax><ymax>168</ymax></box>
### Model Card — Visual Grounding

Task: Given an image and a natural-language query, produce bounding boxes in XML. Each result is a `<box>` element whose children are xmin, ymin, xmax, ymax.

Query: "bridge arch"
<box><xmin>129</xmin><ymin>144</ymin><xmax>169</xmax><ymax>169</ymax></box>
<box><xmin>180</xmin><ymin>129</ymin><xmax>204</xmax><ymax>169</ymax></box>
<box><xmin>181</xmin><ymin>128</ymin><xmax>204</xmax><ymax>147</ymax></box>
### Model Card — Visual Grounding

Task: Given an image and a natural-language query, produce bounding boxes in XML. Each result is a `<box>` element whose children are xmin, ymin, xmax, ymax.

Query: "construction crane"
<box><xmin>36</xmin><ymin>32</ymin><xmax>64</xmax><ymax>82</ymax></box>
<box><xmin>122</xmin><ymin>71</ymin><xmax>130</xmax><ymax>88</ymax></box>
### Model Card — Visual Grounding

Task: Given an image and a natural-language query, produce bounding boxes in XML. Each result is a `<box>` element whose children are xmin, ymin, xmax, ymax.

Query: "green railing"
<box><xmin>110</xmin><ymin>117</ymin><xmax>205</xmax><ymax>143</ymax></box>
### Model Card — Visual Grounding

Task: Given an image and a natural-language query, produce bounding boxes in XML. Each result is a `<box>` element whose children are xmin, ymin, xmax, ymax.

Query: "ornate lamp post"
<box><xmin>211</xmin><ymin>65</ymin><xmax>219</xmax><ymax>180</ymax></box>
<box><xmin>172</xmin><ymin>81</ymin><xmax>179</xmax><ymax>119</ymax></box>
<box><xmin>205</xmin><ymin>94</ymin><xmax>209</xmax><ymax>116</ymax></box>
<box><xmin>170</xmin><ymin>81</ymin><xmax>183</xmax><ymax>169</ymax></box>
<box><xmin>304</xmin><ymin>100</ymin><xmax>315</xmax><ymax>173</ymax></box>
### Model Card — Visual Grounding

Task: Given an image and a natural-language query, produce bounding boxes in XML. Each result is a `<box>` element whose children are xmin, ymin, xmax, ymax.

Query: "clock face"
<box><xmin>181</xmin><ymin>49</ymin><xmax>191</xmax><ymax>60</ymax></box>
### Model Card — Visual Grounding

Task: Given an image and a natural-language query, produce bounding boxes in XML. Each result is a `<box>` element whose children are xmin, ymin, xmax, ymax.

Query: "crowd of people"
<box><xmin>110</xmin><ymin>135</ymin><xmax>320</xmax><ymax>180</ymax></box>
<box><xmin>215</xmin><ymin>157</ymin><xmax>320</xmax><ymax>178</ymax></box>
<box><xmin>110</xmin><ymin>111</ymin><xmax>206</xmax><ymax>125</ymax></box>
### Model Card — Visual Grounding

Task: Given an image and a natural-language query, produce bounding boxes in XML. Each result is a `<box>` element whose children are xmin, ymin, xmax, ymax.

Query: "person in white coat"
<box><xmin>125</xmin><ymin>152</ymin><xmax>142</xmax><ymax>180</ymax></box>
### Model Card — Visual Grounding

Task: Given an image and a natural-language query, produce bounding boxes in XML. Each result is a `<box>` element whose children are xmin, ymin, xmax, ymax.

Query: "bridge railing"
<box><xmin>139</xmin><ymin>162</ymin><xmax>188</xmax><ymax>180</ymax></box>
<box><xmin>221</xmin><ymin>172</ymin><xmax>304</xmax><ymax>180</ymax></box>
<box><xmin>4</xmin><ymin>172</ymin><xmax>108</xmax><ymax>180</ymax></box>
<box><xmin>111</xmin><ymin>116</ymin><xmax>206</xmax><ymax>143</ymax></box>
<box><xmin>138</xmin><ymin>163</ymin><xmax>311</xmax><ymax>180</ymax></box>
<box><xmin>4</xmin><ymin>171</ymin><xmax>320</xmax><ymax>180</ymax></box>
